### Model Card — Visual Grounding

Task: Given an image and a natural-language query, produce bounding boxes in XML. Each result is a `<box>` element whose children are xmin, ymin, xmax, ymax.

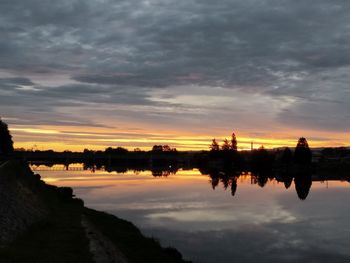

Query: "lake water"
<box><xmin>35</xmin><ymin>165</ymin><xmax>350</xmax><ymax>263</ymax></box>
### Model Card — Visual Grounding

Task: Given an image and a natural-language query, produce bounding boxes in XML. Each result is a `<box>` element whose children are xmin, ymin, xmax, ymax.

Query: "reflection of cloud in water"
<box><xmin>74</xmin><ymin>185</ymin><xmax>114</xmax><ymax>190</ymax></box>
<box><xmin>143</xmin><ymin>224</ymin><xmax>350</xmax><ymax>263</ymax></box>
<box><xmin>146</xmin><ymin>204</ymin><xmax>296</xmax><ymax>225</ymax></box>
<box><xmin>113</xmin><ymin>201</ymin><xmax>210</xmax><ymax>211</ymax></box>
<box><xmin>275</xmin><ymin>188</ymin><xmax>350</xmax><ymax>256</ymax></box>
<box><xmin>39</xmin><ymin>169</ymin><xmax>350</xmax><ymax>263</ymax></box>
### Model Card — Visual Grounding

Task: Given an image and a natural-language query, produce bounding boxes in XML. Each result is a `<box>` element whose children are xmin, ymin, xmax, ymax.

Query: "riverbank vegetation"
<box><xmin>0</xmin><ymin>161</ymin><xmax>192</xmax><ymax>263</ymax></box>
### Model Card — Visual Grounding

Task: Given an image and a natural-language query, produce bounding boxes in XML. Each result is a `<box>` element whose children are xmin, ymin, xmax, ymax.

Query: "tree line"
<box><xmin>0</xmin><ymin>119</ymin><xmax>317</xmax><ymax>167</ymax></box>
<box><xmin>209</xmin><ymin>131</ymin><xmax>312</xmax><ymax>166</ymax></box>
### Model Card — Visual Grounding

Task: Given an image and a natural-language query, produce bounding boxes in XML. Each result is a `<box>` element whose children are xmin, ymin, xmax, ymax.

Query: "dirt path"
<box><xmin>82</xmin><ymin>215</ymin><xmax>128</xmax><ymax>263</ymax></box>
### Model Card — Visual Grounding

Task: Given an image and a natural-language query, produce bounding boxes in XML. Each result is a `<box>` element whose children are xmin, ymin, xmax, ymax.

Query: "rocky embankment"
<box><xmin>0</xmin><ymin>161</ymin><xmax>48</xmax><ymax>246</ymax></box>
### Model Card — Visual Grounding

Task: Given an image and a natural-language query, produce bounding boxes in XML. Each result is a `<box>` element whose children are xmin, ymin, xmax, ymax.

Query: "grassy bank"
<box><xmin>84</xmin><ymin>208</ymin><xmax>190</xmax><ymax>263</ymax></box>
<box><xmin>0</xmin><ymin>161</ymin><xmax>191</xmax><ymax>263</ymax></box>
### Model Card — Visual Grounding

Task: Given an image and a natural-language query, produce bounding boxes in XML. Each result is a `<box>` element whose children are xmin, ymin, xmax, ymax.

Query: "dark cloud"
<box><xmin>0</xmin><ymin>77</ymin><xmax>34</xmax><ymax>86</ymax></box>
<box><xmin>0</xmin><ymin>0</ymin><xmax>349</xmax><ymax>134</ymax></box>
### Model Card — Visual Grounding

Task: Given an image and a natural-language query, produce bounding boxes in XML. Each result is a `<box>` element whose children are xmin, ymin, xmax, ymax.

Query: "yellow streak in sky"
<box><xmin>11</xmin><ymin>128</ymin><xmax>60</xmax><ymax>135</ymax></box>
<box><xmin>10</xmin><ymin>125</ymin><xmax>350</xmax><ymax>151</ymax></box>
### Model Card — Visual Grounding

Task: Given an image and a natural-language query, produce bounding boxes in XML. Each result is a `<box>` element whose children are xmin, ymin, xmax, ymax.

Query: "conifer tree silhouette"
<box><xmin>294</xmin><ymin>137</ymin><xmax>312</xmax><ymax>165</ymax></box>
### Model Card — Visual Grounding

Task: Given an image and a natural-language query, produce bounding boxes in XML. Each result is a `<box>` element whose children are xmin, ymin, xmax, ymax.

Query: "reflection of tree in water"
<box><xmin>106</xmin><ymin>166</ymin><xmax>128</xmax><ymax>173</ymax></box>
<box><xmin>257</xmin><ymin>175</ymin><xmax>268</xmax><ymax>188</ymax></box>
<box><xmin>278</xmin><ymin>170</ymin><xmax>293</xmax><ymax>189</ymax></box>
<box><xmin>83</xmin><ymin>163</ymin><xmax>94</xmax><ymax>171</ymax></box>
<box><xmin>294</xmin><ymin>170</ymin><xmax>312</xmax><ymax>200</ymax></box>
<box><xmin>221</xmin><ymin>177</ymin><xmax>230</xmax><ymax>190</ymax></box>
<box><xmin>250</xmin><ymin>171</ymin><xmax>270</xmax><ymax>188</ymax></box>
<box><xmin>152</xmin><ymin>170</ymin><xmax>172</xmax><ymax>177</ymax></box>
<box><xmin>207</xmin><ymin>169</ymin><xmax>240</xmax><ymax>194</ymax></box>
<box><xmin>208</xmin><ymin>169</ymin><xmax>220</xmax><ymax>190</ymax></box>
<box><xmin>151</xmin><ymin>166</ymin><xmax>179</xmax><ymax>177</ymax></box>
<box><xmin>283</xmin><ymin>177</ymin><xmax>293</xmax><ymax>189</ymax></box>
<box><xmin>211</xmin><ymin>177</ymin><xmax>220</xmax><ymax>190</ymax></box>
<box><xmin>84</xmin><ymin>162</ymin><xmax>103</xmax><ymax>171</ymax></box>
<box><xmin>230</xmin><ymin>177</ymin><xmax>237</xmax><ymax>196</ymax></box>
<box><xmin>203</xmin><ymin>166</ymin><xmax>314</xmax><ymax>200</ymax></box>
<box><xmin>250</xmin><ymin>147</ymin><xmax>274</xmax><ymax>188</ymax></box>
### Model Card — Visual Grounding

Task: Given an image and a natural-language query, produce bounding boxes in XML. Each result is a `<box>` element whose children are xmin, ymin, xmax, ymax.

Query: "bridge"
<box><xmin>30</xmin><ymin>165</ymin><xmax>87</xmax><ymax>172</ymax></box>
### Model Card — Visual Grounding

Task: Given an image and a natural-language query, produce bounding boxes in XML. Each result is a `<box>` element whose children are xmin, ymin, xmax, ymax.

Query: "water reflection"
<box><xmin>205</xmin><ymin>168</ymin><xmax>314</xmax><ymax>200</ymax></box>
<box><xmin>33</xmin><ymin>164</ymin><xmax>350</xmax><ymax>263</ymax></box>
<box><xmin>294</xmin><ymin>170</ymin><xmax>312</xmax><ymax>200</ymax></box>
<box><xmin>30</xmin><ymin>162</ymin><xmax>349</xmax><ymax>201</ymax></box>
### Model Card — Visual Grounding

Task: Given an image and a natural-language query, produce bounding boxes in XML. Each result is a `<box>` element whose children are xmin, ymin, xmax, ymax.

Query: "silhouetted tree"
<box><xmin>162</xmin><ymin>145</ymin><xmax>172</xmax><ymax>152</ymax></box>
<box><xmin>0</xmin><ymin>119</ymin><xmax>14</xmax><ymax>155</ymax></box>
<box><xmin>151</xmin><ymin>145</ymin><xmax>176</xmax><ymax>152</ymax></box>
<box><xmin>280</xmin><ymin>147</ymin><xmax>293</xmax><ymax>165</ymax></box>
<box><xmin>251</xmin><ymin>146</ymin><xmax>272</xmax><ymax>172</ymax></box>
<box><xmin>152</xmin><ymin>145</ymin><xmax>163</xmax><ymax>152</ymax></box>
<box><xmin>105</xmin><ymin>147</ymin><xmax>128</xmax><ymax>154</ymax></box>
<box><xmin>231</xmin><ymin>132</ymin><xmax>238</xmax><ymax>151</ymax></box>
<box><xmin>221</xmin><ymin>139</ymin><xmax>231</xmax><ymax>151</ymax></box>
<box><xmin>105</xmin><ymin>147</ymin><xmax>113</xmax><ymax>153</ymax></box>
<box><xmin>210</xmin><ymin>139</ymin><xmax>220</xmax><ymax>151</ymax></box>
<box><xmin>83</xmin><ymin>148</ymin><xmax>94</xmax><ymax>154</ymax></box>
<box><xmin>294</xmin><ymin>137</ymin><xmax>312</xmax><ymax>165</ymax></box>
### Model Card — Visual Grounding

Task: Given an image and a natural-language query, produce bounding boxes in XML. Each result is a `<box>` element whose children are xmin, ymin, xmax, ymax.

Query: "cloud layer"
<box><xmin>1</xmin><ymin>0</ymin><xmax>349</xmax><ymax>149</ymax></box>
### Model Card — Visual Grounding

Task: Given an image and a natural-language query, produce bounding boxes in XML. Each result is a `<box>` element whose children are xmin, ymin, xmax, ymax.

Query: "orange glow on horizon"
<box><xmin>10</xmin><ymin>125</ymin><xmax>350</xmax><ymax>152</ymax></box>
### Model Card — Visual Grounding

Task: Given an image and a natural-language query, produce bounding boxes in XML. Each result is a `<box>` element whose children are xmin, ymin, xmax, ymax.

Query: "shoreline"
<box><xmin>0</xmin><ymin>160</ymin><xmax>192</xmax><ymax>263</ymax></box>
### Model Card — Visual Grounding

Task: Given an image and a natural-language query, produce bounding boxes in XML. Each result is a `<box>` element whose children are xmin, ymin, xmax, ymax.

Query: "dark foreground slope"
<box><xmin>0</xmin><ymin>161</ymin><xmax>48</xmax><ymax>245</ymax></box>
<box><xmin>0</xmin><ymin>161</ymin><xmax>191</xmax><ymax>263</ymax></box>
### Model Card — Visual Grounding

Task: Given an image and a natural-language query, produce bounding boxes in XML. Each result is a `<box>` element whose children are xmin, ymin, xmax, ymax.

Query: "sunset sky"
<box><xmin>1</xmin><ymin>0</ymin><xmax>349</xmax><ymax>151</ymax></box>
